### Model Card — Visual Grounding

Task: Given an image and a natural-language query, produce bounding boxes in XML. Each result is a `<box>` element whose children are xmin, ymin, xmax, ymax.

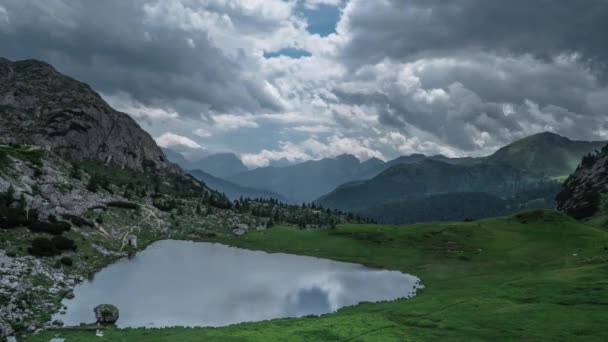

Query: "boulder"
<box><xmin>52</xmin><ymin>319</ymin><xmax>64</xmax><ymax>327</ymax></box>
<box><xmin>94</xmin><ymin>304</ymin><xmax>119</xmax><ymax>325</ymax></box>
<box><xmin>0</xmin><ymin>319</ymin><xmax>14</xmax><ymax>338</ymax></box>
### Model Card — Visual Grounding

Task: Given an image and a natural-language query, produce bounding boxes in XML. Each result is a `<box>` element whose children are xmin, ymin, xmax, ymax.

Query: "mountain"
<box><xmin>0</xmin><ymin>58</ymin><xmax>171</xmax><ymax>171</ymax></box>
<box><xmin>188</xmin><ymin>169</ymin><xmax>290</xmax><ymax>202</ymax></box>
<box><xmin>557</xmin><ymin>144</ymin><xmax>608</xmax><ymax>219</ymax></box>
<box><xmin>162</xmin><ymin>148</ymin><xmax>193</xmax><ymax>170</ymax></box>
<box><xmin>486</xmin><ymin>132</ymin><xmax>606</xmax><ymax>178</ymax></box>
<box><xmin>163</xmin><ymin>149</ymin><xmax>248</xmax><ymax>178</ymax></box>
<box><xmin>315</xmin><ymin>132</ymin><xmax>605</xmax><ymax>224</ymax></box>
<box><xmin>190</xmin><ymin>153</ymin><xmax>248</xmax><ymax>178</ymax></box>
<box><xmin>316</xmin><ymin>159</ymin><xmax>545</xmax><ymax>211</ymax></box>
<box><xmin>228</xmin><ymin>154</ymin><xmax>381</xmax><ymax>203</ymax></box>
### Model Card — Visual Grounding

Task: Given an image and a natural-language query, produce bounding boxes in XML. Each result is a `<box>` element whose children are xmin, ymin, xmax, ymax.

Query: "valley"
<box><xmin>27</xmin><ymin>210</ymin><xmax>608</xmax><ymax>341</ymax></box>
<box><xmin>0</xmin><ymin>0</ymin><xmax>607</xmax><ymax>341</ymax></box>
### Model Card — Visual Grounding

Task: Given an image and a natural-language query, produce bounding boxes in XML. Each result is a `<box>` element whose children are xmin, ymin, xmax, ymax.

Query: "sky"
<box><xmin>1</xmin><ymin>0</ymin><xmax>608</xmax><ymax>168</ymax></box>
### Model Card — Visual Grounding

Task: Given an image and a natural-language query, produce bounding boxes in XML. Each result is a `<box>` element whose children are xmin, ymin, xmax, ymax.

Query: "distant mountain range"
<box><xmin>316</xmin><ymin>132</ymin><xmax>605</xmax><ymax>223</ymax></box>
<box><xmin>188</xmin><ymin>169</ymin><xmax>290</xmax><ymax>203</ymax></box>
<box><xmin>221</xmin><ymin>132</ymin><xmax>604</xmax><ymax>205</ymax></box>
<box><xmin>163</xmin><ymin>149</ymin><xmax>248</xmax><ymax>178</ymax></box>
<box><xmin>227</xmin><ymin>154</ymin><xmax>385</xmax><ymax>203</ymax></box>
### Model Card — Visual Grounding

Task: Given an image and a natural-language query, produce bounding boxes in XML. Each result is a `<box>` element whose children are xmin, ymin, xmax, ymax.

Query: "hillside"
<box><xmin>188</xmin><ymin>169</ymin><xmax>290</xmax><ymax>202</ymax></box>
<box><xmin>557</xmin><ymin>144</ymin><xmax>608</xmax><ymax>219</ymax></box>
<box><xmin>487</xmin><ymin>132</ymin><xmax>606</xmax><ymax>178</ymax></box>
<box><xmin>318</xmin><ymin>159</ymin><xmax>542</xmax><ymax>209</ymax></box>
<box><xmin>0</xmin><ymin>59</ymin><xmax>171</xmax><ymax>172</ymax></box>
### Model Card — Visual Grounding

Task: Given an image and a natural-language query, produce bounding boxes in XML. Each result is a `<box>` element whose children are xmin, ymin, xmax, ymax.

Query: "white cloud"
<box><xmin>291</xmin><ymin>125</ymin><xmax>332</xmax><ymax>133</ymax></box>
<box><xmin>241</xmin><ymin>135</ymin><xmax>385</xmax><ymax>168</ymax></box>
<box><xmin>0</xmin><ymin>5</ymin><xmax>9</xmax><ymax>29</ymax></box>
<box><xmin>155</xmin><ymin>132</ymin><xmax>202</xmax><ymax>149</ymax></box>
<box><xmin>302</xmin><ymin>0</ymin><xmax>342</xmax><ymax>10</ymax></box>
<box><xmin>102</xmin><ymin>92</ymin><xmax>179</xmax><ymax>121</ymax></box>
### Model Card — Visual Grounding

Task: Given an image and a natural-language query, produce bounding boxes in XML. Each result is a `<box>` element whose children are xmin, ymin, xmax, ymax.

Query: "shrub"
<box><xmin>52</xmin><ymin>235</ymin><xmax>77</xmax><ymax>251</ymax></box>
<box><xmin>28</xmin><ymin>238</ymin><xmax>57</xmax><ymax>257</ymax></box>
<box><xmin>60</xmin><ymin>256</ymin><xmax>74</xmax><ymax>266</ymax></box>
<box><xmin>61</xmin><ymin>214</ymin><xmax>93</xmax><ymax>227</ymax></box>
<box><xmin>106</xmin><ymin>201</ymin><xmax>139</xmax><ymax>210</ymax></box>
<box><xmin>28</xmin><ymin>220</ymin><xmax>71</xmax><ymax>235</ymax></box>
<box><xmin>28</xmin><ymin>236</ymin><xmax>77</xmax><ymax>258</ymax></box>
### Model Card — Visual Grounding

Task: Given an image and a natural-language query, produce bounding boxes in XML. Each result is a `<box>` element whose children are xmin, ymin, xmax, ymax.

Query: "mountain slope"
<box><xmin>487</xmin><ymin>132</ymin><xmax>606</xmax><ymax>178</ymax></box>
<box><xmin>0</xmin><ymin>59</ymin><xmax>171</xmax><ymax>171</ymax></box>
<box><xmin>188</xmin><ymin>169</ymin><xmax>290</xmax><ymax>202</ymax></box>
<box><xmin>557</xmin><ymin>144</ymin><xmax>608</xmax><ymax>219</ymax></box>
<box><xmin>317</xmin><ymin>159</ymin><xmax>542</xmax><ymax>211</ymax></box>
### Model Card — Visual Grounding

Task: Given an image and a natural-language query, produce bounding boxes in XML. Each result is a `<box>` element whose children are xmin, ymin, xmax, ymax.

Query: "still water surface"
<box><xmin>55</xmin><ymin>240</ymin><xmax>422</xmax><ymax>327</ymax></box>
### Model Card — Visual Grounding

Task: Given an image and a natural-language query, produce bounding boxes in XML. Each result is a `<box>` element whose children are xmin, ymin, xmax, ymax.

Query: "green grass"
<box><xmin>28</xmin><ymin>210</ymin><xmax>608</xmax><ymax>341</ymax></box>
<box><xmin>0</xmin><ymin>144</ymin><xmax>45</xmax><ymax>169</ymax></box>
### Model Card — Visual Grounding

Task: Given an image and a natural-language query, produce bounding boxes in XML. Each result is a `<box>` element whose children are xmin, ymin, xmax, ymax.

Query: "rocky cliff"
<box><xmin>0</xmin><ymin>58</ymin><xmax>170</xmax><ymax>171</ymax></box>
<box><xmin>557</xmin><ymin>144</ymin><xmax>608</xmax><ymax>218</ymax></box>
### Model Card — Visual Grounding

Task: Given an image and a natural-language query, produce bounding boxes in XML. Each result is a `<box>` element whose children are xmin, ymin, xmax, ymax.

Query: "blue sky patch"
<box><xmin>299</xmin><ymin>3</ymin><xmax>341</xmax><ymax>37</ymax></box>
<box><xmin>264</xmin><ymin>48</ymin><xmax>313</xmax><ymax>59</ymax></box>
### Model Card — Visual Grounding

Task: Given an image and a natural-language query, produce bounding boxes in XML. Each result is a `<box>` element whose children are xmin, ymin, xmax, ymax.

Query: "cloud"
<box><xmin>2</xmin><ymin>0</ymin><xmax>608</xmax><ymax>163</ymax></box>
<box><xmin>338</xmin><ymin>0</ymin><xmax>608</xmax><ymax>70</ymax></box>
<box><xmin>155</xmin><ymin>132</ymin><xmax>202</xmax><ymax>149</ymax></box>
<box><xmin>0</xmin><ymin>0</ymin><xmax>285</xmax><ymax>119</ymax></box>
<box><xmin>241</xmin><ymin>135</ymin><xmax>384</xmax><ymax>168</ymax></box>
<box><xmin>102</xmin><ymin>92</ymin><xmax>179</xmax><ymax>121</ymax></box>
<box><xmin>302</xmin><ymin>0</ymin><xmax>342</xmax><ymax>10</ymax></box>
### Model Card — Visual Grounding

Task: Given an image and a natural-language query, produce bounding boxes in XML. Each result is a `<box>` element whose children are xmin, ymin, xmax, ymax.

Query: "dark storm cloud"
<box><xmin>341</xmin><ymin>0</ymin><xmax>608</xmax><ymax>71</ymax></box>
<box><xmin>0</xmin><ymin>0</ymin><xmax>283</xmax><ymax>117</ymax></box>
<box><xmin>329</xmin><ymin>0</ymin><xmax>608</xmax><ymax>152</ymax></box>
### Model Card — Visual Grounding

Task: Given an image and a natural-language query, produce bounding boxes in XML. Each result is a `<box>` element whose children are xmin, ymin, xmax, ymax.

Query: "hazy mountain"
<box><xmin>314</xmin><ymin>132</ymin><xmax>605</xmax><ymax>224</ymax></box>
<box><xmin>163</xmin><ymin>149</ymin><xmax>248</xmax><ymax>179</ymax></box>
<box><xmin>228</xmin><ymin>154</ymin><xmax>381</xmax><ymax>203</ymax></box>
<box><xmin>191</xmin><ymin>153</ymin><xmax>248</xmax><ymax>178</ymax></box>
<box><xmin>0</xmin><ymin>58</ymin><xmax>172</xmax><ymax>171</ymax></box>
<box><xmin>162</xmin><ymin>148</ymin><xmax>192</xmax><ymax>169</ymax></box>
<box><xmin>188</xmin><ymin>169</ymin><xmax>290</xmax><ymax>202</ymax></box>
<box><xmin>317</xmin><ymin>159</ymin><xmax>543</xmax><ymax>211</ymax></box>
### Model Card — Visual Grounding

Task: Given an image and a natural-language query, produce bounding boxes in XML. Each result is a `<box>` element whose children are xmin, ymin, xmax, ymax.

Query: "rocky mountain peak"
<box><xmin>557</xmin><ymin>144</ymin><xmax>608</xmax><ymax>218</ymax></box>
<box><xmin>0</xmin><ymin>58</ymin><xmax>172</xmax><ymax>171</ymax></box>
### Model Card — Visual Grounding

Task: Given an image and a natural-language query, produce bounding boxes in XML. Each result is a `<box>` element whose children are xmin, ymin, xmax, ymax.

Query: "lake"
<box><xmin>54</xmin><ymin>240</ymin><xmax>423</xmax><ymax>328</ymax></box>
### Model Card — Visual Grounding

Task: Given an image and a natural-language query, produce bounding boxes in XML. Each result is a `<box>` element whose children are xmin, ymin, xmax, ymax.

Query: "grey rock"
<box><xmin>0</xmin><ymin>58</ymin><xmax>174</xmax><ymax>172</ymax></box>
<box><xmin>0</xmin><ymin>319</ymin><xmax>14</xmax><ymax>337</ymax></box>
<box><xmin>65</xmin><ymin>291</ymin><xmax>75</xmax><ymax>299</ymax></box>
<box><xmin>51</xmin><ymin>319</ymin><xmax>64</xmax><ymax>327</ymax></box>
<box><xmin>233</xmin><ymin>228</ymin><xmax>247</xmax><ymax>236</ymax></box>
<box><xmin>557</xmin><ymin>144</ymin><xmax>608</xmax><ymax>218</ymax></box>
<box><xmin>94</xmin><ymin>304</ymin><xmax>119</xmax><ymax>325</ymax></box>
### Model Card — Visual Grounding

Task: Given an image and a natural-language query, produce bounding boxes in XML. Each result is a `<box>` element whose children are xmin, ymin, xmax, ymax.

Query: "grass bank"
<box><xmin>29</xmin><ymin>210</ymin><xmax>608</xmax><ymax>341</ymax></box>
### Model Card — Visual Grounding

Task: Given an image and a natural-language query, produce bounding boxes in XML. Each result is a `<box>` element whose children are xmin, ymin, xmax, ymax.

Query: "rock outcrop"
<box><xmin>0</xmin><ymin>58</ymin><xmax>172</xmax><ymax>171</ymax></box>
<box><xmin>557</xmin><ymin>144</ymin><xmax>608</xmax><ymax>218</ymax></box>
<box><xmin>94</xmin><ymin>304</ymin><xmax>120</xmax><ymax>325</ymax></box>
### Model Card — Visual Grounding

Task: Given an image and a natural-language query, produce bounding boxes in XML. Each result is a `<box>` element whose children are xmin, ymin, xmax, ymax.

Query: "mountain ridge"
<box><xmin>0</xmin><ymin>58</ymin><xmax>172</xmax><ymax>172</ymax></box>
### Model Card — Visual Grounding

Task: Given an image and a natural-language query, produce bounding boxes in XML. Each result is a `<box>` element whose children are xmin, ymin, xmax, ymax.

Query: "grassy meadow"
<box><xmin>29</xmin><ymin>210</ymin><xmax>608</xmax><ymax>341</ymax></box>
